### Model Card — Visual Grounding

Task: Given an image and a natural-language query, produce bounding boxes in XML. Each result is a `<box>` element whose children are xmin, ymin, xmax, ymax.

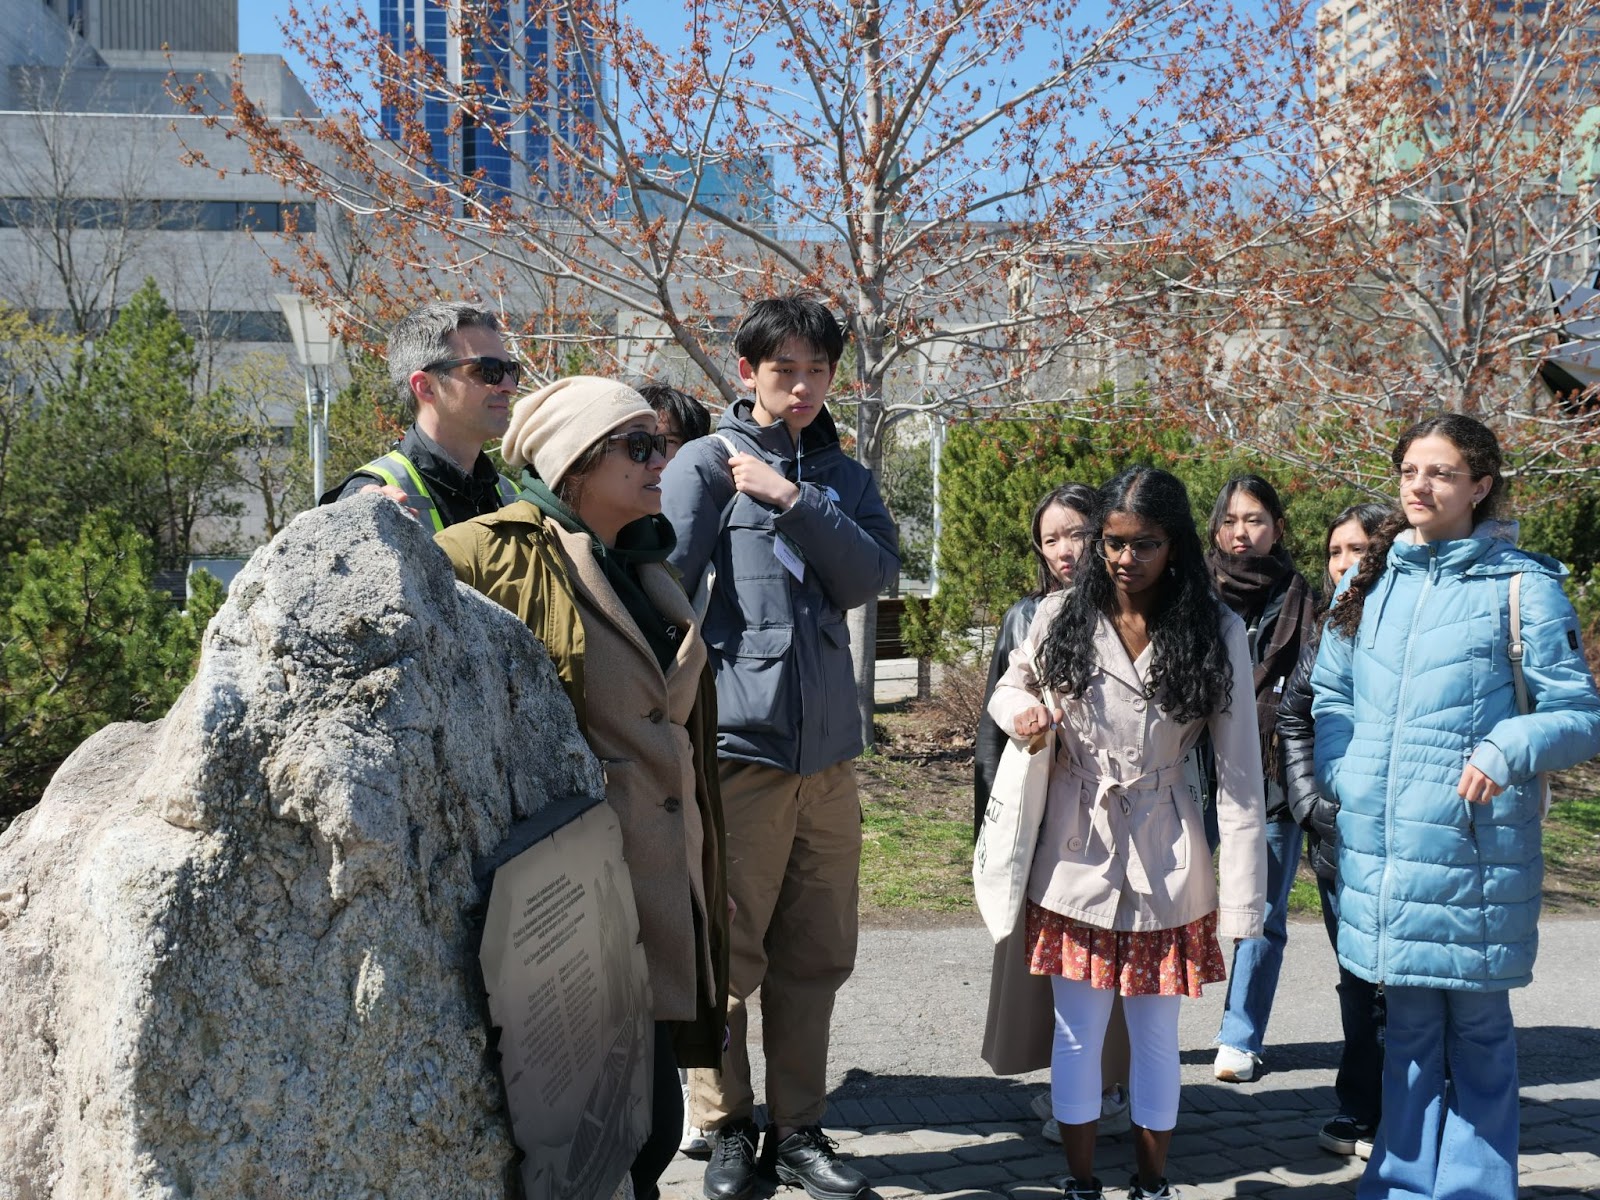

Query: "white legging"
<box><xmin>1050</xmin><ymin>976</ymin><xmax>1182</xmax><ymax>1131</ymax></box>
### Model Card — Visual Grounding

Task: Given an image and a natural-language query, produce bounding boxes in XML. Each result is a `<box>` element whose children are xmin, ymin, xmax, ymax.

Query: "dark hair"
<box><xmin>1037</xmin><ymin>466</ymin><xmax>1233</xmax><ymax>723</ymax></box>
<box><xmin>1029</xmin><ymin>482</ymin><xmax>1098</xmax><ymax>597</ymax></box>
<box><xmin>1321</xmin><ymin>502</ymin><xmax>1394</xmax><ymax>597</ymax></box>
<box><xmin>1207</xmin><ymin>473</ymin><xmax>1287</xmax><ymax>552</ymax></box>
<box><xmin>734</xmin><ymin>294</ymin><xmax>846</xmax><ymax>368</ymax></box>
<box><xmin>637</xmin><ymin>381</ymin><xmax>712</xmax><ymax>443</ymax></box>
<box><xmin>386</xmin><ymin>302</ymin><xmax>502</xmax><ymax>416</ymax></box>
<box><xmin>1328</xmin><ymin>413</ymin><xmax>1504</xmax><ymax>639</ymax></box>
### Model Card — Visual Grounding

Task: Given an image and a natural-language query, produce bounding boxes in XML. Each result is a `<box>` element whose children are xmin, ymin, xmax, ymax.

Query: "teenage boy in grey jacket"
<box><xmin>661</xmin><ymin>296</ymin><xmax>899</xmax><ymax>1200</ymax></box>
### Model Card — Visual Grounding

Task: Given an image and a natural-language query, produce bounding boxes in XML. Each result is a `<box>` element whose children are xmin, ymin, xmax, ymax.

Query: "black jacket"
<box><xmin>321</xmin><ymin>425</ymin><xmax>509</xmax><ymax>529</ymax></box>
<box><xmin>1278</xmin><ymin>631</ymin><xmax>1338</xmax><ymax>882</ymax></box>
<box><xmin>974</xmin><ymin>595</ymin><xmax>1041</xmax><ymax>840</ymax></box>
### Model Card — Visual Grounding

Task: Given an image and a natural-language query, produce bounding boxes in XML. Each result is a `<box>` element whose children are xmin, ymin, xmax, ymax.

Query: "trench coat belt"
<box><xmin>1062</xmin><ymin>758</ymin><xmax>1186</xmax><ymax>896</ymax></box>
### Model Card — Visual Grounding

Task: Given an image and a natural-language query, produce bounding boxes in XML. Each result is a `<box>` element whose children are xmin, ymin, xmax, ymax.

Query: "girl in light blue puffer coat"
<box><xmin>1311</xmin><ymin>414</ymin><xmax>1600</xmax><ymax>1200</ymax></box>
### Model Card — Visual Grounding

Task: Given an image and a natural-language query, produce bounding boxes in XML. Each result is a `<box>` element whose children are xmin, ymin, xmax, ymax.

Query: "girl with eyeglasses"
<box><xmin>1203</xmin><ymin>474</ymin><xmax>1318</xmax><ymax>1086</ymax></box>
<box><xmin>1311</xmin><ymin>414</ymin><xmax>1600</xmax><ymax>1198</ymax></box>
<box><xmin>975</xmin><ymin>482</ymin><xmax>1136</xmax><ymax>1146</ymax></box>
<box><xmin>435</xmin><ymin>377</ymin><xmax>727</xmax><ymax>1200</ymax></box>
<box><xmin>988</xmin><ymin>466</ymin><xmax>1267</xmax><ymax>1200</ymax></box>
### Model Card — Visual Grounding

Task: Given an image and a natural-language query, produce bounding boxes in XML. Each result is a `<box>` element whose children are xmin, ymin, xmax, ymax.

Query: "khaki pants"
<box><xmin>688</xmin><ymin>759</ymin><xmax>862</xmax><ymax>1129</ymax></box>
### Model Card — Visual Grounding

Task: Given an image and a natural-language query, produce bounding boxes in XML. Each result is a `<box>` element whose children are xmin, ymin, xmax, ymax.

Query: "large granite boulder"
<box><xmin>0</xmin><ymin>496</ymin><xmax>603</xmax><ymax>1200</ymax></box>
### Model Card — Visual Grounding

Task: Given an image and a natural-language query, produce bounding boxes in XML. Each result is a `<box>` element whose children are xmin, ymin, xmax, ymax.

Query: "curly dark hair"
<box><xmin>1029</xmin><ymin>482</ymin><xmax>1098</xmax><ymax>598</ymax></box>
<box><xmin>1328</xmin><ymin>413</ymin><xmax>1504</xmax><ymax>639</ymax></box>
<box><xmin>1036</xmin><ymin>466</ymin><xmax>1234</xmax><ymax>723</ymax></box>
<box><xmin>1320</xmin><ymin>501</ymin><xmax>1395</xmax><ymax>598</ymax></box>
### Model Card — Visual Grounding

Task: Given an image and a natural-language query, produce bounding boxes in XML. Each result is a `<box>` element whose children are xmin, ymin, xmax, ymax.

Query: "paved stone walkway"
<box><xmin>661</xmin><ymin>918</ymin><xmax>1600</xmax><ymax>1199</ymax></box>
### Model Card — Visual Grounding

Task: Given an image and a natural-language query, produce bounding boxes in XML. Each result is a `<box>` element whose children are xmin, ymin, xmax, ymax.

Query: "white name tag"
<box><xmin>773</xmin><ymin>532</ymin><xmax>806</xmax><ymax>581</ymax></box>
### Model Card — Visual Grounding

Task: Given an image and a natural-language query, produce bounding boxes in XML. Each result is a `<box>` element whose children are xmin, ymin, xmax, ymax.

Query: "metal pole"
<box><xmin>311</xmin><ymin>365</ymin><xmax>328</xmax><ymax>501</ymax></box>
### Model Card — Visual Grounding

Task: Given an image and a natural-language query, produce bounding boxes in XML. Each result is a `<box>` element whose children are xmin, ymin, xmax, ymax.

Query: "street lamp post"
<box><xmin>274</xmin><ymin>294</ymin><xmax>341</xmax><ymax>502</ymax></box>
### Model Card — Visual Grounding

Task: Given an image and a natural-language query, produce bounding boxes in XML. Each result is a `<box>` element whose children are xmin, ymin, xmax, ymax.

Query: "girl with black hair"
<box><xmin>975</xmin><ymin>482</ymin><xmax>1099</xmax><ymax>837</ymax></box>
<box><xmin>1205</xmin><ymin>474</ymin><xmax>1319</xmax><ymax>1084</ymax></box>
<box><xmin>1312</xmin><ymin>414</ymin><xmax>1600</xmax><ymax>1198</ymax></box>
<box><xmin>1276</xmin><ymin>502</ymin><xmax>1393</xmax><ymax>1159</ymax></box>
<box><xmin>989</xmin><ymin>466</ymin><xmax>1267</xmax><ymax>1200</ymax></box>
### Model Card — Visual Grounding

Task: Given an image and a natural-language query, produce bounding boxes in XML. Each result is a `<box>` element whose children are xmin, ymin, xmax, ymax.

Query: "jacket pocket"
<box><xmin>712</xmin><ymin>626</ymin><xmax>794</xmax><ymax>733</ymax></box>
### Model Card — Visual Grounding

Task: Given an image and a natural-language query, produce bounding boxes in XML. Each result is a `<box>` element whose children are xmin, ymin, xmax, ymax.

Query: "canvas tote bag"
<box><xmin>972</xmin><ymin>688</ymin><xmax>1056</xmax><ymax>942</ymax></box>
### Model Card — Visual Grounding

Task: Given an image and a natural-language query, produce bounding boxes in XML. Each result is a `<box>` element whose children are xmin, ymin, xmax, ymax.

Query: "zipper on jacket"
<box><xmin>1378</xmin><ymin>544</ymin><xmax>1437</xmax><ymax>982</ymax></box>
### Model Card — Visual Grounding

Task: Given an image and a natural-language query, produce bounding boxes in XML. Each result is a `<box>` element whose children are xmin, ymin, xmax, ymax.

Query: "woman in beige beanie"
<box><xmin>434</xmin><ymin>376</ymin><xmax>728</xmax><ymax>1200</ymax></box>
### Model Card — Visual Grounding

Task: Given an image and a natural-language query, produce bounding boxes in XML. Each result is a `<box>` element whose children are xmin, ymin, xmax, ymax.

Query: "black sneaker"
<box><xmin>766</xmin><ymin>1126</ymin><xmax>869</xmax><ymax>1200</ymax></box>
<box><xmin>1318</xmin><ymin>1115</ymin><xmax>1376</xmax><ymax>1159</ymax></box>
<box><xmin>703</xmin><ymin>1119</ymin><xmax>761</xmax><ymax>1200</ymax></box>
<box><xmin>1127</xmin><ymin>1176</ymin><xmax>1176</xmax><ymax>1200</ymax></box>
<box><xmin>1062</xmin><ymin>1178</ymin><xmax>1103</xmax><ymax>1200</ymax></box>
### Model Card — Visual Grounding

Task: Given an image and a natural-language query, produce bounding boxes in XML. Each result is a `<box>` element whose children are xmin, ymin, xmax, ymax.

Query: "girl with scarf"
<box><xmin>1205</xmin><ymin>474</ymin><xmax>1317</xmax><ymax>1084</ymax></box>
<box><xmin>435</xmin><ymin>377</ymin><xmax>728</xmax><ymax>1200</ymax></box>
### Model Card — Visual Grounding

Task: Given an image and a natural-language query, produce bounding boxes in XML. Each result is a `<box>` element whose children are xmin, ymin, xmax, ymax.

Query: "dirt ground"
<box><xmin>860</xmin><ymin>707</ymin><xmax>1600</xmax><ymax>922</ymax></box>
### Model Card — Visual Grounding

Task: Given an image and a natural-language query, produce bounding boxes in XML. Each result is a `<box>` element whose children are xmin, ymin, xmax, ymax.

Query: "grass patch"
<box><xmin>857</xmin><ymin>752</ymin><xmax>974</xmax><ymax>913</ymax></box>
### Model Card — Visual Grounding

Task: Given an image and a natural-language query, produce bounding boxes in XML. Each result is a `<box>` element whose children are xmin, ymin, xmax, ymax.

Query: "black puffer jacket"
<box><xmin>1278</xmin><ymin>631</ymin><xmax>1338</xmax><ymax>882</ymax></box>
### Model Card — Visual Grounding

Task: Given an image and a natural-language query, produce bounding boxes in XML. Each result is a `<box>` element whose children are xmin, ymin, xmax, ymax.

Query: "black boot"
<box><xmin>765</xmin><ymin>1126</ymin><xmax>868</xmax><ymax>1200</ymax></box>
<box><xmin>702</xmin><ymin>1119</ymin><xmax>761</xmax><ymax>1200</ymax></box>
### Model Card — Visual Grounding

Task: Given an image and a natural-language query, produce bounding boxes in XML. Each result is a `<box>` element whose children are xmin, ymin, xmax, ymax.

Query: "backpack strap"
<box><xmin>1509</xmin><ymin>572</ymin><xmax>1529</xmax><ymax>716</ymax></box>
<box><xmin>1508</xmin><ymin>571</ymin><xmax>1554</xmax><ymax>818</ymax></box>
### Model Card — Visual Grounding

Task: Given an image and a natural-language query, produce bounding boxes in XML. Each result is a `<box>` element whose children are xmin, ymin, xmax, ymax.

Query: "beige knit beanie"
<box><xmin>502</xmin><ymin>376</ymin><xmax>653</xmax><ymax>486</ymax></box>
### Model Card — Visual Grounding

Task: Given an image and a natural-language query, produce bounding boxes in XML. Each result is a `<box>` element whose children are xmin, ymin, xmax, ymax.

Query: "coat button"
<box><xmin>1131</xmin><ymin>697</ymin><xmax>1147</xmax><ymax>712</ymax></box>
<box><xmin>648</xmin><ymin>708</ymin><xmax>665</xmax><ymax>723</ymax></box>
<box><xmin>1068</xmin><ymin>836</ymin><xmax>1084</xmax><ymax>851</ymax></box>
<box><xmin>1123</xmin><ymin>747</ymin><xmax>1139</xmax><ymax>763</ymax></box>
<box><xmin>663</xmin><ymin>796</ymin><xmax>682</xmax><ymax>813</ymax></box>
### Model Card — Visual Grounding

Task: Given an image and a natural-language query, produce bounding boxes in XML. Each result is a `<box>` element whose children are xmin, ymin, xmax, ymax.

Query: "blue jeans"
<box><xmin>1360</xmin><ymin>987</ymin><xmax>1518</xmax><ymax>1200</ymax></box>
<box><xmin>1215</xmin><ymin>816</ymin><xmax>1301</xmax><ymax>1058</ymax></box>
<box><xmin>1318</xmin><ymin>876</ymin><xmax>1384</xmax><ymax>1126</ymax></box>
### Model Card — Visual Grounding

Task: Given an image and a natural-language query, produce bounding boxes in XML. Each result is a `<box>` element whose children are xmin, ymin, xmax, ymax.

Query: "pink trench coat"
<box><xmin>980</xmin><ymin>597</ymin><xmax>1268</xmax><ymax>1073</ymax></box>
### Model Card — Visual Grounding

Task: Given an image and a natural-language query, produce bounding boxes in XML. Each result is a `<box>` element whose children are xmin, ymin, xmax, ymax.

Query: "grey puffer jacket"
<box><xmin>661</xmin><ymin>400</ymin><xmax>900</xmax><ymax>776</ymax></box>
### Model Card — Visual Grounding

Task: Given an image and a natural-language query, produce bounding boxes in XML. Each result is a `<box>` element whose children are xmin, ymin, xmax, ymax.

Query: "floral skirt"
<box><xmin>1025</xmin><ymin>901</ymin><xmax>1227</xmax><ymax>998</ymax></box>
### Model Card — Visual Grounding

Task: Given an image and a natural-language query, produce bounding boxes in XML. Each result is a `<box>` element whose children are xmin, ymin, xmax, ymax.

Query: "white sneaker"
<box><xmin>678</xmin><ymin>1078</ymin><xmax>710</xmax><ymax>1155</ymax></box>
<box><xmin>1212</xmin><ymin>1045</ymin><xmax>1259</xmax><ymax>1083</ymax></box>
<box><xmin>1033</xmin><ymin>1086</ymin><xmax>1131</xmax><ymax>1143</ymax></box>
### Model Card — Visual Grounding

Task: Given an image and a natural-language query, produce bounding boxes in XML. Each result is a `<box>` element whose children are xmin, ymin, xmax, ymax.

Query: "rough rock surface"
<box><xmin>0</xmin><ymin>496</ymin><xmax>603</xmax><ymax>1200</ymax></box>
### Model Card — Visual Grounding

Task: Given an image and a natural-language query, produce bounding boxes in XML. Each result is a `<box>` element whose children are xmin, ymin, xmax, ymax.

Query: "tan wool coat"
<box><xmin>436</xmin><ymin>503</ymin><xmax>729</xmax><ymax>1049</ymax></box>
<box><xmin>988</xmin><ymin>596</ymin><xmax>1268</xmax><ymax>939</ymax></box>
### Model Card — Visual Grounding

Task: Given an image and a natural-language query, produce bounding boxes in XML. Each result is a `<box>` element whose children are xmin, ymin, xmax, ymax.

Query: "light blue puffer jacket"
<box><xmin>1311</xmin><ymin>530</ymin><xmax>1600</xmax><ymax>991</ymax></box>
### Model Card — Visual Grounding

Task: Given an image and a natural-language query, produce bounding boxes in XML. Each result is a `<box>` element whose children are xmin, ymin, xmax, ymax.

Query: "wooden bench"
<box><xmin>876</xmin><ymin>596</ymin><xmax>910</xmax><ymax>660</ymax></box>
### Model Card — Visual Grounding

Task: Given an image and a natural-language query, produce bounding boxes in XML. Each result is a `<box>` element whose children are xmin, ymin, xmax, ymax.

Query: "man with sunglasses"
<box><xmin>321</xmin><ymin>302</ymin><xmax>522</xmax><ymax>530</ymax></box>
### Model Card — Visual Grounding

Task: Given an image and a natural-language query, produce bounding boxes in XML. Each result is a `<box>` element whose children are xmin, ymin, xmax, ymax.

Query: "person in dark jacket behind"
<box><xmin>974</xmin><ymin>482</ymin><xmax>1098</xmax><ymax>838</ymax></box>
<box><xmin>1276</xmin><ymin>502</ymin><xmax>1392</xmax><ymax>1160</ymax></box>
<box><xmin>1313</xmin><ymin>414</ymin><xmax>1600</xmax><ymax>1199</ymax></box>
<box><xmin>1206</xmin><ymin>474</ymin><xmax>1319</xmax><ymax>1084</ymax></box>
<box><xmin>321</xmin><ymin>302</ymin><xmax>521</xmax><ymax>528</ymax></box>
<box><xmin>661</xmin><ymin>296</ymin><xmax>899</xmax><ymax>1200</ymax></box>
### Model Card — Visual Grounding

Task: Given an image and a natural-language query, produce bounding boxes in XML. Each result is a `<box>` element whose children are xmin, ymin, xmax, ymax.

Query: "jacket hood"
<box><xmin>718</xmin><ymin>397</ymin><xmax>843</xmax><ymax>460</ymax></box>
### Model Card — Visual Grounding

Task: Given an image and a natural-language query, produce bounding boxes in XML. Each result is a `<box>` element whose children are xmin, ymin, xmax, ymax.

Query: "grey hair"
<box><xmin>386</xmin><ymin>302</ymin><xmax>501</xmax><ymax>415</ymax></box>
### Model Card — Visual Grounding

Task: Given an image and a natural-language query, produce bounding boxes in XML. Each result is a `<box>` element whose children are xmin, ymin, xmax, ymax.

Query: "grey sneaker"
<box><xmin>1035</xmin><ymin>1086</ymin><xmax>1131</xmax><ymax>1143</ymax></box>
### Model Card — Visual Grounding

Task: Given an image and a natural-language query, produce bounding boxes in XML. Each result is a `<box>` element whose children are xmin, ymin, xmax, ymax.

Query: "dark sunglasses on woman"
<box><xmin>607</xmin><ymin>430</ymin><xmax>670</xmax><ymax>463</ymax></box>
<box><xmin>421</xmin><ymin>355</ymin><xmax>523</xmax><ymax>386</ymax></box>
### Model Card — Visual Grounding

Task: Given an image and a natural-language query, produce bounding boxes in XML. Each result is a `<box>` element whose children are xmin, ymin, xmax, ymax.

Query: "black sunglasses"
<box><xmin>421</xmin><ymin>355</ymin><xmax>523</xmax><ymax>386</ymax></box>
<box><xmin>607</xmin><ymin>430</ymin><xmax>669</xmax><ymax>463</ymax></box>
